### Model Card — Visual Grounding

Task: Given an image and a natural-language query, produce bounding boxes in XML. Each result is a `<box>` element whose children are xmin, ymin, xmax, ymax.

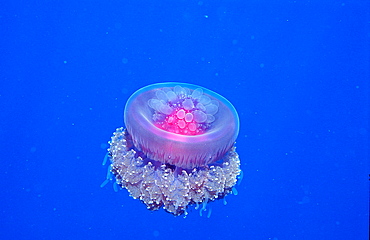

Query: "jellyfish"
<box><xmin>103</xmin><ymin>82</ymin><xmax>241</xmax><ymax>216</ymax></box>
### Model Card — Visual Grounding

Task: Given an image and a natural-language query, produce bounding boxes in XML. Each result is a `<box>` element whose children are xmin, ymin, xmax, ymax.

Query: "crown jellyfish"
<box><xmin>104</xmin><ymin>82</ymin><xmax>241</xmax><ymax>216</ymax></box>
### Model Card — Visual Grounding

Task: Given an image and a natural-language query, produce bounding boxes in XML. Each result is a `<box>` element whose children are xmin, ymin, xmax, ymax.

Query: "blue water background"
<box><xmin>1</xmin><ymin>1</ymin><xmax>368</xmax><ymax>239</ymax></box>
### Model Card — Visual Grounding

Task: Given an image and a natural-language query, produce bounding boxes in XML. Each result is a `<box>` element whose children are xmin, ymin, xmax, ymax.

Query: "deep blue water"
<box><xmin>1</xmin><ymin>1</ymin><xmax>368</xmax><ymax>239</ymax></box>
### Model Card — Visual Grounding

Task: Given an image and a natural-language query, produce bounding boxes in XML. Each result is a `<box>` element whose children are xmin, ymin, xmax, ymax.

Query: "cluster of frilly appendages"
<box><xmin>105</xmin><ymin>127</ymin><xmax>241</xmax><ymax>216</ymax></box>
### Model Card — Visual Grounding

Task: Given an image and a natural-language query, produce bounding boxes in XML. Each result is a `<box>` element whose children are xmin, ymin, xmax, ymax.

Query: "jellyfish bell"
<box><xmin>124</xmin><ymin>82</ymin><xmax>239</xmax><ymax>169</ymax></box>
<box><xmin>105</xmin><ymin>82</ymin><xmax>241</xmax><ymax>216</ymax></box>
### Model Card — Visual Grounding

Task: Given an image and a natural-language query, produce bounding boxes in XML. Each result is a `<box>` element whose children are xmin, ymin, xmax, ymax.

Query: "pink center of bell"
<box><xmin>148</xmin><ymin>86</ymin><xmax>219</xmax><ymax>136</ymax></box>
<box><xmin>154</xmin><ymin>107</ymin><xmax>204</xmax><ymax>136</ymax></box>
